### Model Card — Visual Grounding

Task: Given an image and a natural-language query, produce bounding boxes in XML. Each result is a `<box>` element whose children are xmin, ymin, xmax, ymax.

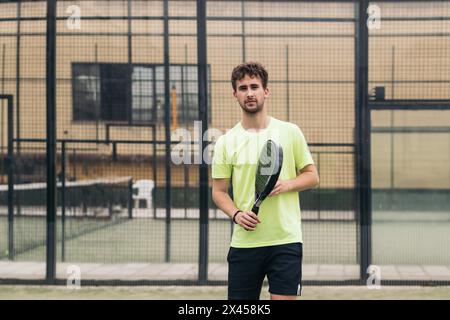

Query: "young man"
<box><xmin>211</xmin><ymin>62</ymin><xmax>319</xmax><ymax>300</ymax></box>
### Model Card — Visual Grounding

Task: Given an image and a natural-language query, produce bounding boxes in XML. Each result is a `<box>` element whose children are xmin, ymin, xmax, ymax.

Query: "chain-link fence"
<box><xmin>0</xmin><ymin>0</ymin><xmax>449</xmax><ymax>285</ymax></box>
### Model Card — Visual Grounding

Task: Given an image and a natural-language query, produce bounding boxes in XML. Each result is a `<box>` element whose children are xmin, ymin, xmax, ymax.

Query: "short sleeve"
<box><xmin>211</xmin><ymin>135</ymin><xmax>232</xmax><ymax>179</ymax></box>
<box><xmin>293</xmin><ymin>125</ymin><xmax>314</xmax><ymax>172</ymax></box>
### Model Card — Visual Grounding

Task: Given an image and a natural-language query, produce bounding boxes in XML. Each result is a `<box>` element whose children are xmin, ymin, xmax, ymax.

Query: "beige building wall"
<box><xmin>1</xmin><ymin>1</ymin><xmax>449</xmax><ymax>189</ymax></box>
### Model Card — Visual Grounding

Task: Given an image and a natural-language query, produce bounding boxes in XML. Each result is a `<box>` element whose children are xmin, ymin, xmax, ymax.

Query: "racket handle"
<box><xmin>251</xmin><ymin>205</ymin><xmax>260</xmax><ymax>215</ymax></box>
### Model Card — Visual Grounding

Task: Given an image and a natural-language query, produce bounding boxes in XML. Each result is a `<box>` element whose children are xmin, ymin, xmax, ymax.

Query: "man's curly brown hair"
<box><xmin>231</xmin><ymin>62</ymin><xmax>269</xmax><ymax>91</ymax></box>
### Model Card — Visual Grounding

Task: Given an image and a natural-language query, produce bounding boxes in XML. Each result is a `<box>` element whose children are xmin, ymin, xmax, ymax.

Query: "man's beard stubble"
<box><xmin>239</xmin><ymin>100</ymin><xmax>264</xmax><ymax>114</ymax></box>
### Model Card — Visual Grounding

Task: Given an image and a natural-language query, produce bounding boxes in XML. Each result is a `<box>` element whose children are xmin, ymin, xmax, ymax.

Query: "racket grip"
<box><xmin>251</xmin><ymin>206</ymin><xmax>260</xmax><ymax>215</ymax></box>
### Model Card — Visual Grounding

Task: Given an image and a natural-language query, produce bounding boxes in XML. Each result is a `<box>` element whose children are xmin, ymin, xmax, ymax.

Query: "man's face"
<box><xmin>233</xmin><ymin>75</ymin><xmax>269</xmax><ymax>114</ymax></box>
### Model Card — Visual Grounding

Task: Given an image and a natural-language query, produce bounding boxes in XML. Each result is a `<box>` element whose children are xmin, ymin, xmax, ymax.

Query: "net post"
<box><xmin>152</xmin><ymin>124</ymin><xmax>157</xmax><ymax>219</ymax></box>
<box><xmin>2</xmin><ymin>95</ymin><xmax>15</xmax><ymax>260</ymax></box>
<box><xmin>61</xmin><ymin>140</ymin><xmax>66</xmax><ymax>262</ymax></box>
<box><xmin>128</xmin><ymin>178</ymin><xmax>133</xmax><ymax>219</ymax></box>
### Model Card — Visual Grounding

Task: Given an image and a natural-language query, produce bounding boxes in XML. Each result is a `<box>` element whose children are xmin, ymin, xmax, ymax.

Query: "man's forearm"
<box><xmin>212</xmin><ymin>191</ymin><xmax>239</xmax><ymax>219</ymax></box>
<box><xmin>288</xmin><ymin>171</ymin><xmax>319</xmax><ymax>193</ymax></box>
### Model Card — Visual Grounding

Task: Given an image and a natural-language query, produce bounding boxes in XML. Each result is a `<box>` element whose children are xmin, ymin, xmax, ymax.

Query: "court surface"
<box><xmin>0</xmin><ymin>285</ymin><xmax>450</xmax><ymax>300</ymax></box>
<box><xmin>1</xmin><ymin>209</ymin><xmax>450</xmax><ymax>282</ymax></box>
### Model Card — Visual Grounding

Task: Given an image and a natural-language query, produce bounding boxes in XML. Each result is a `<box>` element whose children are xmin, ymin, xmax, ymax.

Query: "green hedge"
<box><xmin>153</xmin><ymin>187</ymin><xmax>355</xmax><ymax>210</ymax></box>
<box><xmin>153</xmin><ymin>187</ymin><xmax>450</xmax><ymax>211</ymax></box>
<box><xmin>2</xmin><ymin>186</ymin><xmax>448</xmax><ymax>212</ymax></box>
<box><xmin>0</xmin><ymin>186</ymin><xmax>130</xmax><ymax>207</ymax></box>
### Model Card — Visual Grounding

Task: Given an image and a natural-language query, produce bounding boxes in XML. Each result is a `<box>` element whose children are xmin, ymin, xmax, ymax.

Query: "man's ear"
<box><xmin>233</xmin><ymin>90</ymin><xmax>237</xmax><ymax>99</ymax></box>
<box><xmin>264</xmin><ymin>87</ymin><xmax>270</xmax><ymax>97</ymax></box>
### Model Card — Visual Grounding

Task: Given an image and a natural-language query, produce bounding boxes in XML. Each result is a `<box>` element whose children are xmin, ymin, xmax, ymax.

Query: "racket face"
<box><xmin>254</xmin><ymin>140</ymin><xmax>283</xmax><ymax>201</ymax></box>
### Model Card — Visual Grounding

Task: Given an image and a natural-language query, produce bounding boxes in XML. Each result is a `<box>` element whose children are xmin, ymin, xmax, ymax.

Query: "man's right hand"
<box><xmin>235</xmin><ymin>211</ymin><xmax>261</xmax><ymax>231</ymax></box>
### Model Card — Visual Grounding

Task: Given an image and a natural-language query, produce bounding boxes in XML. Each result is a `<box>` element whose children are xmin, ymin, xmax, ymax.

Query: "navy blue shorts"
<box><xmin>227</xmin><ymin>242</ymin><xmax>303</xmax><ymax>300</ymax></box>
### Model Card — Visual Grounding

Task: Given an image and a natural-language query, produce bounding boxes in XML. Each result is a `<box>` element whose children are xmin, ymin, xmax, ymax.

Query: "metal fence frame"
<box><xmin>0</xmin><ymin>0</ymin><xmax>449</xmax><ymax>286</ymax></box>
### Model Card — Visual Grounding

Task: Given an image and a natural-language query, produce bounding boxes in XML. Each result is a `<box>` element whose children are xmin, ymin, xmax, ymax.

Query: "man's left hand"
<box><xmin>268</xmin><ymin>180</ymin><xmax>292</xmax><ymax>197</ymax></box>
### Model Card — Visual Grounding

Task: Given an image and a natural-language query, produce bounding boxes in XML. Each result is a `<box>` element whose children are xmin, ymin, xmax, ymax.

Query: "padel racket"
<box><xmin>251</xmin><ymin>139</ymin><xmax>283</xmax><ymax>215</ymax></box>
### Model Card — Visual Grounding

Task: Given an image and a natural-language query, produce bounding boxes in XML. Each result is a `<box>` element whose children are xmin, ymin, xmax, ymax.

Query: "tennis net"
<box><xmin>0</xmin><ymin>177</ymin><xmax>133</xmax><ymax>260</ymax></box>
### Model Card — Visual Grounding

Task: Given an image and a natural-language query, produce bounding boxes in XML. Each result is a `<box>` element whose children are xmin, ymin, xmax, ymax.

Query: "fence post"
<box><xmin>355</xmin><ymin>0</ymin><xmax>372</xmax><ymax>284</ymax></box>
<box><xmin>197</xmin><ymin>0</ymin><xmax>209</xmax><ymax>285</ymax></box>
<box><xmin>46</xmin><ymin>0</ymin><xmax>57</xmax><ymax>284</ymax></box>
<box><xmin>163</xmin><ymin>0</ymin><xmax>171</xmax><ymax>263</ymax></box>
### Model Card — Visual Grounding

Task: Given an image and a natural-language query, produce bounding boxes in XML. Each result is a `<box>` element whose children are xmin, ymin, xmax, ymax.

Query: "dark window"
<box><xmin>72</xmin><ymin>63</ymin><xmax>211</xmax><ymax>124</ymax></box>
<box><xmin>100</xmin><ymin>64</ymin><xmax>130</xmax><ymax>121</ymax></box>
<box><xmin>132</xmin><ymin>66</ymin><xmax>155</xmax><ymax>123</ymax></box>
<box><xmin>72</xmin><ymin>64</ymin><xmax>100</xmax><ymax>121</ymax></box>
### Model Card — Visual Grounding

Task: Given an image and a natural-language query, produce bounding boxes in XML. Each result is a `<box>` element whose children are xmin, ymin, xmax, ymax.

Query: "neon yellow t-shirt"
<box><xmin>212</xmin><ymin>116</ymin><xmax>314</xmax><ymax>248</ymax></box>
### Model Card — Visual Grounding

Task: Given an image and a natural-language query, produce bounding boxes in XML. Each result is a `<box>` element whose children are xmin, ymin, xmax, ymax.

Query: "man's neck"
<box><xmin>240</xmin><ymin>112</ymin><xmax>270</xmax><ymax>131</ymax></box>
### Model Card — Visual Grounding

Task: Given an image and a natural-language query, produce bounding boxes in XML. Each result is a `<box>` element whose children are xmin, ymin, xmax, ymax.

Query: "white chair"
<box><xmin>132</xmin><ymin>179</ymin><xmax>154</xmax><ymax>209</ymax></box>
